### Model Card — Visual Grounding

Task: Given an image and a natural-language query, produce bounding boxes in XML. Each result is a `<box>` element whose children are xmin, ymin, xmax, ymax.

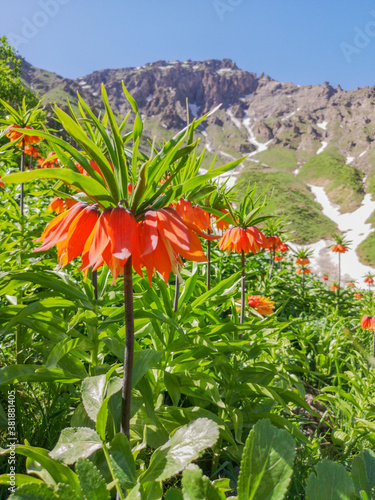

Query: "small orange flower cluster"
<box><xmin>6</xmin><ymin>125</ymin><xmax>41</xmax><ymax>146</ymax></box>
<box><xmin>331</xmin><ymin>244</ymin><xmax>348</xmax><ymax>253</ymax></box>
<box><xmin>219</xmin><ymin>226</ymin><xmax>267</xmax><ymax>254</ymax></box>
<box><xmin>322</xmin><ymin>275</ymin><xmax>329</xmax><ymax>281</ymax></box>
<box><xmin>48</xmin><ymin>197</ymin><xmax>78</xmax><ymax>215</ymax></box>
<box><xmin>361</xmin><ymin>315</ymin><xmax>375</xmax><ymax>330</ymax></box>
<box><xmin>347</xmin><ymin>282</ymin><xmax>355</xmax><ymax>288</ymax></box>
<box><xmin>296</xmin><ymin>267</ymin><xmax>311</xmax><ymax>275</ymax></box>
<box><xmin>247</xmin><ymin>295</ymin><xmax>275</xmax><ymax>316</ymax></box>
<box><xmin>37</xmin><ymin>152</ymin><xmax>59</xmax><ymax>169</ymax></box>
<box><xmin>354</xmin><ymin>293</ymin><xmax>364</xmax><ymax>300</ymax></box>
<box><xmin>330</xmin><ymin>284</ymin><xmax>338</xmax><ymax>291</ymax></box>
<box><xmin>364</xmin><ymin>277</ymin><xmax>374</xmax><ymax>284</ymax></box>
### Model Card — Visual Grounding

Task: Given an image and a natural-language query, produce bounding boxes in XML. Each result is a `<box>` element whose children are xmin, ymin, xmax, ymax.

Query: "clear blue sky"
<box><xmin>1</xmin><ymin>0</ymin><xmax>375</xmax><ymax>90</ymax></box>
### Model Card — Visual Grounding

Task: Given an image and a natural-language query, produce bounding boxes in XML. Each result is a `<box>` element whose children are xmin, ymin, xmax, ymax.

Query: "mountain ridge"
<box><xmin>18</xmin><ymin>57</ymin><xmax>375</xmax><ymax>264</ymax></box>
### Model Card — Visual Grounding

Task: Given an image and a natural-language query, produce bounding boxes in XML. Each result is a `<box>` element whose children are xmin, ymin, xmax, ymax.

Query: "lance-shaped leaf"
<box><xmin>3</xmin><ymin>169</ymin><xmax>112</xmax><ymax>207</ymax></box>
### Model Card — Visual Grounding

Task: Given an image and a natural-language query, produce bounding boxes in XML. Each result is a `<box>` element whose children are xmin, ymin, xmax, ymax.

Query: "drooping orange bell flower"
<box><xmin>296</xmin><ymin>257</ymin><xmax>310</xmax><ymax>266</ymax></box>
<box><xmin>264</xmin><ymin>235</ymin><xmax>282</xmax><ymax>251</ymax></box>
<box><xmin>296</xmin><ymin>268</ymin><xmax>311</xmax><ymax>275</ymax></box>
<box><xmin>24</xmin><ymin>145</ymin><xmax>39</xmax><ymax>157</ymax></box>
<box><xmin>174</xmin><ymin>199</ymin><xmax>216</xmax><ymax>239</ymax></box>
<box><xmin>48</xmin><ymin>197</ymin><xmax>78</xmax><ymax>214</ymax></box>
<box><xmin>331</xmin><ymin>244</ymin><xmax>348</xmax><ymax>253</ymax></box>
<box><xmin>330</xmin><ymin>283</ymin><xmax>338</xmax><ymax>291</ymax></box>
<box><xmin>214</xmin><ymin>209</ymin><xmax>231</xmax><ymax>232</ymax></box>
<box><xmin>347</xmin><ymin>282</ymin><xmax>355</xmax><ymax>288</ymax></box>
<box><xmin>247</xmin><ymin>295</ymin><xmax>275</xmax><ymax>316</ymax></box>
<box><xmin>364</xmin><ymin>277</ymin><xmax>374</xmax><ymax>284</ymax></box>
<box><xmin>354</xmin><ymin>293</ymin><xmax>364</xmax><ymax>300</ymax></box>
<box><xmin>279</xmin><ymin>243</ymin><xmax>289</xmax><ymax>252</ymax></box>
<box><xmin>219</xmin><ymin>226</ymin><xmax>266</xmax><ymax>255</ymax></box>
<box><xmin>139</xmin><ymin>208</ymin><xmax>206</xmax><ymax>284</ymax></box>
<box><xmin>80</xmin><ymin>206</ymin><xmax>143</xmax><ymax>282</ymax></box>
<box><xmin>322</xmin><ymin>275</ymin><xmax>329</xmax><ymax>281</ymax></box>
<box><xmin>361</xmin><ymin>315</ymin><xmax>372</xmax><ymax>329</ymax></box>
<box><xmin>37</xmin><ymin>152</ymin><xmax>59</xmax><ymax>169</ymax></box>
<box><xmin>56</xmin><ymin>204</ymin><xmax>100</xmax><ymax>267</ymax></box>
<box><xmin>6</xmin><ymin>125</ymin><xmax>41</xmax><ymax>145</ymax></box>
<box><xmin>274</xmin><ymin>255</ymin><xmax>282</xmax><ymax>262</ymax></box>
<box><xmin>34</xmin><ymin>202</ymin><xmax>89</xmax><ymax>253</ymax></box>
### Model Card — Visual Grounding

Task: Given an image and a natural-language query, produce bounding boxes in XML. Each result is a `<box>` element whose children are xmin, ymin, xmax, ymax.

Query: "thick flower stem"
<box><xmin>92</xmin><ymin>269</ymin><xmax>98</xmax><ymax>301</ymax></box>
<box><xmin>174</xmin><ymin>273</ymin><xmax>180</xmax><ymax>313</ymax></box>
<box><xmin>373</xmin><ymin>331</ymin><xmax>375</xmax><ymax>358</ymax></box>
<box><xmin>20</xmin><ymin>139</ymin><xmax>25</xmax><ymax>218</ymax></box>
<box><xmin>338</xmin><ymin>253</ymin><xmax>341</xmax><ymax>293</ymax></box>
<box><xmin>207</xmin><ymin>235</ymin><xmax>211</xmax><ymax>290</ymax></box>
<box><xmin>268</xmin><ymin>247</ymin><xmax>275</xmax><ymax>280</ymax></box>
<box><xmin>240</xmin><ymin>250</ymin><xmax>245</xmax><ymax>325</ymax></box>
<box><xmin>121</xmin><ymin>258</ymin><xmax>134</xmax><ymax>440</ymax></box>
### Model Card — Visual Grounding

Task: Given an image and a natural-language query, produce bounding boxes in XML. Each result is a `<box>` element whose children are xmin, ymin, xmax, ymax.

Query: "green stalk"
<box><xmin>173</xmin><ymin>272</ymin><xmax>180</xmax><ymax>313</ymax></box>
<box><xmin>268</xmin><ymin>246</ymin><xmax>275</xmax><ymax>280</ymax></box>
<box><xmin>20</xmin><ymin>139</ymin><xmax>25</xmax><ymax>218</ymax></box>
<box><xmin>103</xmin><ymin>444</ymin><xmax>125</xmax><ymax>500</ymax></box>
<box><xmin>121</xmin><ymin>258</ymin><xmax>135</xmax><ymax>439</ymax></box>
<box><xmin>240</xmin><ymin>250</ymin><xmax>245</xmax><ymax>325</ymax></box>
<box><xmin>89</xmin><ymin>270</ymin><xmax>99</xmax><ymax>375</ymax></box>
<box><xmin>207</xmin><ymin>231</ymin><xmax>211</xmax><ymax>290</ymax></box>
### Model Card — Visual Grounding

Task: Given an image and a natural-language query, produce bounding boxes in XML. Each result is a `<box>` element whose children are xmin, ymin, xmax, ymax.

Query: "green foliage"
<box><xmin>0</xmin><ymin>36</ymin><xmax>38</xmax><ymax>115</ymax></box>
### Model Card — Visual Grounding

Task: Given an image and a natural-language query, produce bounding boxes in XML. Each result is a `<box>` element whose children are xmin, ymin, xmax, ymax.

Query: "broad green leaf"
<box><xmin>237</xmin><ymin>419</ymin><xmax>295</xmax><ymax>500</ymax></box>
<box><xmin>49</xmin><ymin>428</ymin><xmax>102</xmax><ymax>465</ymax></box>
<box><xmin>182</xmin><ymin>464</ymin><xmax>226</xmax><ymax>500</ymax></box>
<box><xmin>8</xmin><ymin>483</ymin><xmax>82</xmax><ymax>500</ymax></box>
<box><xmin>352</xmin><ymin>450</ymin><xmax>375</xmax><ymax>500</ymax></box>
<box><xmin>82</xmin><ymin>375</ymin><xmax>107</xmax><ymax>422</ymax></box>
<box><xmin>165</xmin><ymin>489</ymin><xmax>183</xmax><ymax>500</ymax></box>
<box><xmin>76</xmin><ymin>458</ymin><xmax>109</xmax><ymax>500</ymax></box>
<box><xmin>305</xmin><ymin>459</ymin><xmax>356</xmax><ymax>500</ymax></box>
<box><xmin>108</xmin><ymin>433</ymin><xmax>137</xmax><ymax>489</ymax></box>
<box><xmin>140</xmin><ymin>418</ymin><xmax>219</xmax><ymax>483</ymax></box>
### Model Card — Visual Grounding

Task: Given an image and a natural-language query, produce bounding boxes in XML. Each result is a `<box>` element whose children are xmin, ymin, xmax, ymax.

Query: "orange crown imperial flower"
<box><xmin>364</xmin><ymin>277</ymin><xmax>374</xmax><ymax>284</ymax></box>
<box><xmin>247</xmin><ymin>295</ymin><xmax>275</xmax><ymax>316</ymax></box>
<box><xmin>218</xmin><ymin>226</ymin><xmax>266</xmax><ymax>255</ymax></box>
<box><xmin>296</xmin><ymin>268</ymin><xmax>311</xmax><ymax>275</ymax></box>
<box><xmin>279</xmin><ymin>243</ymin><xmax>289</xmax><ymax>252</ymax></box>
<box><xmin>6</xmin><ymin>124</ymin><xmax>41</xmax><ymax>145</ymax></box>
<box><xmin>139</xmin><ymin>208</ymin><xmax>206</xmax><ymax>284</ymax></box>
<box><xmin>48</xmin><ymin>197</ymin><xmax>78</xmax><ymax>215</ymax></box>
<box><xmin>296</xmin><ymin>257</ymin><xmax>310</xmax><ymax>266</ymax></box>
<box><xmin>214</xmin><ymin>209</ymin><xmax>232</xmax><ymax>232</ymax></box>
<box><xmin>24</xmin><ymin>145</ymin><xmax>39</xmax><ymax>157</ymax></box>
<box><xmin>330</xmin><ymin>284</ymin><xmax>338</xmax><ymax>291</ymax></box>
<box><xmin>354</xmin><ymin>293</ymin><xmax>363</xmax><ymax>300</ymax></box>
<box><xmin>322</xmin><ymin>275</ymin><xmax>329</xmax><ymax>281</ymax></box>
<box><xmin>274</xmin><ymin>255</ymin><xmax>282</xmax><ymax>261</ymax></box>
<box><xmin>347</xmin><ymin>282</ymin><xmax>355</xmax><ymax>288</ymax></box>
<box><xmin>331</xmin><ymin>244</ymin><xmax>348</xmax><ymax>253</ymax></box>
<box><xmin>264</xmin><ymin>235</ymin><xmax>282</xmax><ymax>251</ymax></box>
<box><xmin>174</xmin><ymin>199</ymin><xmax>217</xmax><ymax>239</ymax></box>
<box><xmin>37</xmin><ymin>152</ymin><xmax>59</xmax><ymax>169</ymax></box>
<box><xmin>361</xmin><ymin>315</ymin><xmax>372</xmax><ymax>329</ymax></box>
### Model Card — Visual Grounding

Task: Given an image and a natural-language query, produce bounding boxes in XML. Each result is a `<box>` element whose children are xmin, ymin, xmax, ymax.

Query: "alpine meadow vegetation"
<box><xmin>1</xmin><ymin>52</ymin><xmax>375</xmax><ymax>500</ymax></box>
